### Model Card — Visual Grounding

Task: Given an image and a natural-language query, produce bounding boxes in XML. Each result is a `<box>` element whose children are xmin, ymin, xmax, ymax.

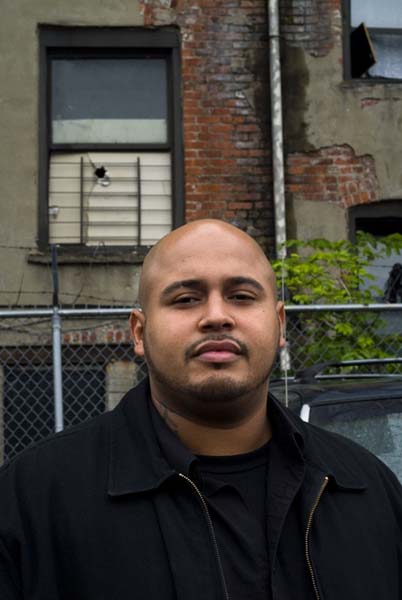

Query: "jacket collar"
<box><xmin>107</xmin><ymin>378</ymin><xmax>176</xmax><ymax>496</ymax></box>
<box><xmin>107</xmin><ymin>378</ymin><xmax>366</xmax><ymax>497</ymax></box>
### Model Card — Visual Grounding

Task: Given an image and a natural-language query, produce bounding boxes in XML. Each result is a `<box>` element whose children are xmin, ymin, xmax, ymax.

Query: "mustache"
<box><xmin>185</xmin><ymin>335</ymin><xmax>249</xmax><ymax>361</ymax></box>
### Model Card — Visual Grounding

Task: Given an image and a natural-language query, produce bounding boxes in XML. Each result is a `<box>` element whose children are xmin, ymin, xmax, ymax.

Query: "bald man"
<box><xmin>0</xmin><ymin>220</ymin><xmax>401</xmax><ymax>600</ymax></box>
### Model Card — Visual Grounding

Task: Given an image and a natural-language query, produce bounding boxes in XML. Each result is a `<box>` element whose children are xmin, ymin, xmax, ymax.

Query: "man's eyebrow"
<box><xmin>161</xmin><ymin>279</ymin><xmax>204</xmax><ymax>298</ymax></box>
<box><xmin>226</xmin><ymin>276</ymin><xmax>265</xmax><ymax>292</ymax></box>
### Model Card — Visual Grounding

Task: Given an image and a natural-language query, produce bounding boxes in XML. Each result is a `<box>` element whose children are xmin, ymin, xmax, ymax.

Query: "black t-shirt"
<box><xmin>196</xmin><ymin>444</ymin><xmax>271</xmax><ymax>600</ymax></box>
<box><xmin>150</xmin><ymin>402</ymin><xmax>272</xmax><ymax>600</ymax></box>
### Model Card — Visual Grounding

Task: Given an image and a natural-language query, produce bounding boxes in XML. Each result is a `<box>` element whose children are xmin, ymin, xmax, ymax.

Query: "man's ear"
<box><xmin>276</xmin><ymin>301</ymin><xmax>286</xmax><ymax>349</ymax></box>
<box><xmin>129</xmin><ymin>309</ymin><xmax>145</xmax><ymax>357</ymax></box>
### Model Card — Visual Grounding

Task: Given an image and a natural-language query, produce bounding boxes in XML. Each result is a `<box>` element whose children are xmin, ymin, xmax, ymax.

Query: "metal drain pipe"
<box><xmin>268</xmin><ymin>0</ymin><xmax>287</xmax><ymax>257</ymax></box>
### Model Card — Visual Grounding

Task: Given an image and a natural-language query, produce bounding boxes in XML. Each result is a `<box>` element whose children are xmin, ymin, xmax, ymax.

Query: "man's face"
<box><xmin>131</xmin><ymin>223</ymin><xmax>285</xmax><ymax>423</ymax></box>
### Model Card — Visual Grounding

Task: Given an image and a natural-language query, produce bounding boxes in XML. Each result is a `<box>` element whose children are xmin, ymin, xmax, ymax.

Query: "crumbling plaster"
<box><xmin>299</xmin><ymin>47</ymin><xmax>402</xmax><ymax>200</ymax></box>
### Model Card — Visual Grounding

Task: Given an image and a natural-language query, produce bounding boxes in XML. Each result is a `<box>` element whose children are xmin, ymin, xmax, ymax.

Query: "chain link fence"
<box><xmin>0</xmin><ymin>305</ymin><xmax>401</xmax><ymax>464</ymax></box>
<box><xmin>283</xmin><ymin>304</ymin><xmax>402</xmax><ymax>373</ymax></box>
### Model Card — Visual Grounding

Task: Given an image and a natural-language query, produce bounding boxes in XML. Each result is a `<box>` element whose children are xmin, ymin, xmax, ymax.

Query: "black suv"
<box><xmin>270</xmin><ymin>359</ymin><xmax>402</xmax><ymax>483</ymax></box>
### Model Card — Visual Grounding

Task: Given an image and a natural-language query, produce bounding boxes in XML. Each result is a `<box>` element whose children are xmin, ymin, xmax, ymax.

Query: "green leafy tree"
<box><xmin>272</xmin><ymin>233</ymin><xmax>402</xmax><ymax>370</ymax></box>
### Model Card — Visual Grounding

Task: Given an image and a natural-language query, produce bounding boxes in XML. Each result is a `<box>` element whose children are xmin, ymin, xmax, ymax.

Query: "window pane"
<box><xmin>368</xmin><ymin>32</ymin><xmax>402</xmax><ymax>78</ymax></box>
<box><xmin>51</xmin><ymin>59</ymin><xmax>168</xmax><ymax>144</ymax></box>
<box><xmin>352</xmin><ymin>0</ymin><xmax>402</xmax><ymax>28</ymax></box>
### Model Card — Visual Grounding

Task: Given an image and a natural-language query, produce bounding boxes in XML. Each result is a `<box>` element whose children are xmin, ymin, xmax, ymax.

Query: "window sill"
<box><xmin>28</xmin><ymin>247</ymin><xmax>150</xmax><ymax>265</ymax></box>
<box><xmin>341</xmin><ymin>78</ymin><xmax>402</xmax><ymax>89</ymax></box>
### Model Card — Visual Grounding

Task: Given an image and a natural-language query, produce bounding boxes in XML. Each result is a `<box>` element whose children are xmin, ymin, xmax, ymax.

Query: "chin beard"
<box><xmin>147</xmin><ymin>359</ymin><xmax>271</xmax><ymax>404</ymax></box>
<box><xmin>178</xmin><ymin>375</ymin><xmax>260</xmax><ymax>403</ymax></box>
<box><xmin>149</xmin><ymin>370</ymin><xmax>271</xmax><ymax>425</ymax></box>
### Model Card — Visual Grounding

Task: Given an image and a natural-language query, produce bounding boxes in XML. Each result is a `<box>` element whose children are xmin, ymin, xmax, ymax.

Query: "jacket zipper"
<box><xmin>178</xmin><ymin>472</ymin><xmax>230</xmax><ymax>600</ymax></box>
<box><xmin>305</xmin><ymin>476</ymin><xmax>329</xmax><ymax>600</ymax></box>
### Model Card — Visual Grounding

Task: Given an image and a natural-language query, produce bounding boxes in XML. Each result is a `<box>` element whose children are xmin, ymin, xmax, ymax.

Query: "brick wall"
<box><xmin>286</xmin><ymin>145</ymin><xmax>379</xmax><ymax>208</ymax></box>
<box><xmin>139</xmin><ymin>0</ymin><xmax>274</xmax><ymax>250</ymax></box>
<box><xmin>280</xmin><ymin>0</ymin><xmax>341</xmax><ymax>57</ymax></box>
<box><xmin>62</xmin><ymin>324</ymin><xmax>131</xmax><ymax>345</ymax></box>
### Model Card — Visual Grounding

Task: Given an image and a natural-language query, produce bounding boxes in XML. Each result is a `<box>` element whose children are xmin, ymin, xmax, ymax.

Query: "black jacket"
<box><xmin>0</xmin><ymin>378</ymin><xmax>401</xmax><ymax>600</ymax></box>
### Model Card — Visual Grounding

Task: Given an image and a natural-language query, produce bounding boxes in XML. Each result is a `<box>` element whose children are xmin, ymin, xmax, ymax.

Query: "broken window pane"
<box><xmin>368</xmin><ymin>32</ymin><xmax>402</xmax><ymax>78</ymax></box>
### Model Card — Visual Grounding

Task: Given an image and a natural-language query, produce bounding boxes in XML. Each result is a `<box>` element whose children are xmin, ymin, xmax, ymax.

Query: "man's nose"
<box><xmin>198</xmin><ymin>295</ymin><xmax>235</xmax><ymax>331</ymax></box>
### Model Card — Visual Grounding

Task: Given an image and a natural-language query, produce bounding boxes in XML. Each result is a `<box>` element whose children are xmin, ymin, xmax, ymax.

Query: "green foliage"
<box><xmin>272</xmin><ymin>232</ymin><xmax>402</xmax><ymax>368</ymax></box>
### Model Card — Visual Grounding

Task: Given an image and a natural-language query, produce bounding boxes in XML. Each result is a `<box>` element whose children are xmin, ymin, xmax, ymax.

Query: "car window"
<box><xmin>309</xmin><ymin>398</ymin><xmax>402</xmax><ymax>483</ymax></box>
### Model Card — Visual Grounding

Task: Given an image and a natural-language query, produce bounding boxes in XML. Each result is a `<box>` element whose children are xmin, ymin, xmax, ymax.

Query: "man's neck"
<box><xmin>152</xmin><ymin>395</ymin><xmax>271</xmax><ymax>456</ymax></box>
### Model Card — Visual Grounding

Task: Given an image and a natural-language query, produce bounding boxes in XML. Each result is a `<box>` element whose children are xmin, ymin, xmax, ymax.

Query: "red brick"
<box><xmin>286</xmin><ymin>145</ymin><xmax>378</xmax><ymax>209</ymax></box>
<box><xmin>136</xmin><ymin>0</ymin><xmax>275</xmax><ymax>250</ymax></box>
<box><xmin>228</xmin><ymin>202</ymin><xmax>253</xmax><ymax>209</ymax></box>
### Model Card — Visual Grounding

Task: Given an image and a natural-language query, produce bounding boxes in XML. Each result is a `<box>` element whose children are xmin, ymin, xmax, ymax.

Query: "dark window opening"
<box><xmin>355</xmin><ymin>217</ymin><xmax>402</xmax><ymax>236</ymax></box>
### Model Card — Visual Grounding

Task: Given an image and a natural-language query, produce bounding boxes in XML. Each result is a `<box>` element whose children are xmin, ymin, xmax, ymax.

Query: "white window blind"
<box><xmin>48</xmin><ymin>152</ymin><xmax>172</xmax><ymax>246</ymax></box>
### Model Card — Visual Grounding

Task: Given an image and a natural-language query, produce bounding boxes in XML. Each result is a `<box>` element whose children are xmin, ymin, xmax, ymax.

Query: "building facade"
<box><xmin>1</xmin><ymin>0</ymin><xmax>402</xmax><ymax>308</ymax></box>
<box><xmin>1</xmin><ymin>0</ymin><xmax>274</xmax><ymax>308</ymax></box>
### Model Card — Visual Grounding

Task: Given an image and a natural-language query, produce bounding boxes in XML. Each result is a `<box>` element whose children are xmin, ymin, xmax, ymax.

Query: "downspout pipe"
<box><xmin>51</xmin><ymin>245</ymin><xmax>64</xmax><ymax>433</ymax></box>
<box><xmin>268</xmin><ymin>0</ymin><xmax>290</xmax><ymax>380</ymax></box>
<box><xmin>268</xmin><ymin>0</ymin><xmax>287</xmax><ymax>259</ymax></box>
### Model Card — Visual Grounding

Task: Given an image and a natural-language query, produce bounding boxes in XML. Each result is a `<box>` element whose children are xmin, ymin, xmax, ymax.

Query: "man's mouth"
<box><xmin>192</xmin><ymin>340</ymin><xmax>242</xmax><ymax>364</ymax></box>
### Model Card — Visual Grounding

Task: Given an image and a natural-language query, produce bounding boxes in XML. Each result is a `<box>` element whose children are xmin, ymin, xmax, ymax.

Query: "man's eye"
<box><xmin>229</xmin><ymin>292</ymin><xmax>255</xmax><ymax>301</ymax></box>
<box><xmin>173</xmin><ymin>296</ymin><xmax>199</xmax><ymax>305</ymax></box>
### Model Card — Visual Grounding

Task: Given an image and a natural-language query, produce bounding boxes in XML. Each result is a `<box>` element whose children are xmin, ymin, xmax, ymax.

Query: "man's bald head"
<box><xmin>138</xmin><ymin>219</ymin><xmax>277</xmax><ymax>311</ymax></box>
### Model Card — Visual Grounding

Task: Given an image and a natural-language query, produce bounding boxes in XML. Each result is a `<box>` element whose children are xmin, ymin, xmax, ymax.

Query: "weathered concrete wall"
<box><xmin>106</xmin><ymin>360</ymin><xmax>139</xmax><ymax>410</ymax></box>
<box><xmin>280</xmin><ymin>0</ymin><xmax>402</xmax><ymax>241</ymax></box>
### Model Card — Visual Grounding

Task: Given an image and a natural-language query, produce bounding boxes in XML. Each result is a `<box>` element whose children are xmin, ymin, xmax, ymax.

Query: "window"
<box><xmin>39</xmin><ymin>28</ymin><xmax>183</xmax><ymax>251</ymax></box>
<box><xmin>345</xmin><ymin>0</ymin><xmax>402</xmax><ymax>79</ymax></box>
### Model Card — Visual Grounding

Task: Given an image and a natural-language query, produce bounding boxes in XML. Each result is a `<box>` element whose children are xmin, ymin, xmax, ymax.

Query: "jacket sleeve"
<box><xmin>0</xmin><ymin>539</ymin><xmax>22</xmax><ymax>600</ymax></box>
<box><xmin>0</xmin><ymin>462</ymin><xmax>23</xmax><ymax>600</ymax></box>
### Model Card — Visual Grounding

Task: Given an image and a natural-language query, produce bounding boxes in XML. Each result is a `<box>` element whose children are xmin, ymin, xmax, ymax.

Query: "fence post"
<box><xmin>52</xmin><ymin>306</ymin><xmax>64</xmax><ymax>432</ymax></box>
<box><xmin>51</xmin><ymin>245</ymin><xmax>64</xmax><ymax>433</ymax></box>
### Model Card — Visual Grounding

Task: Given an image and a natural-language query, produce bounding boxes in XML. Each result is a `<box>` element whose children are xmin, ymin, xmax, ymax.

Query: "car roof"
<box><xmin>270</xmin><ymin>377</ymin><xmax>402</xmax><ymax>408</ymax></box>
<box><xmin>270</xmin><ymin>358</ymin><xmax>402</xmax><ymax>409</ymax></box>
